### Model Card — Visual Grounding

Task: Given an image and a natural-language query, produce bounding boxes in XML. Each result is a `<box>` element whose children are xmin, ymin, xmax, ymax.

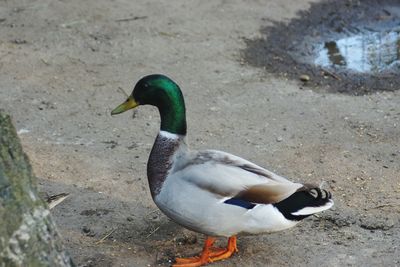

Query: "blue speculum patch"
<box><xmin>224</xmin><ymin>198</ymin><xmax>256</xmax><ymax>209</ymax></box>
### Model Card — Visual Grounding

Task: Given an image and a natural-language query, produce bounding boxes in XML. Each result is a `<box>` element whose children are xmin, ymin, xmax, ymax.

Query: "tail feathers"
<box><xmin>273</xmin><ymin>186</ymin><xmax>333</xmax><ymax>221</ymax></box>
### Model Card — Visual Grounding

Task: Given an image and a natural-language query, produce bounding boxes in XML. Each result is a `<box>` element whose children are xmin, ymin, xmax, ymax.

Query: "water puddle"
<box><xmin>315</xmin><ymin>30</ymin><xmax>400</xmax><ymax>73</ymax></box>
<box><xmin>243</xmin><ymin>0</ymin><xmax>400</xmax><ymax>94</ymax></box>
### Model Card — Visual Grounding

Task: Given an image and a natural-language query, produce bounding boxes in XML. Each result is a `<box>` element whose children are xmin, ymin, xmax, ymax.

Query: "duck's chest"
<box><xmin>147</xmin><ymin>132</ymin><xmax>184</xmax><ymax>198</ymax></box>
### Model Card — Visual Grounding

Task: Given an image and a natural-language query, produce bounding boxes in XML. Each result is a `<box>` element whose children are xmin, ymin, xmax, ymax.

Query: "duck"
<box><xmin>111</xmin><ymin>74</ymin><xmax>334</xmax><ymax>267</ymax></box>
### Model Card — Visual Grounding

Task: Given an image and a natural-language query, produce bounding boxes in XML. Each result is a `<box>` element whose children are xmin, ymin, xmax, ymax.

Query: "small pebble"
<box><xmin>276</xmin><ymin>136</ymin><xmax>283</xmax><ymax>142</ymax></box>
<box><xmin>299</xmin><ymin>74</ymin><xmax>310</xmax><ymax>82</ymax></box>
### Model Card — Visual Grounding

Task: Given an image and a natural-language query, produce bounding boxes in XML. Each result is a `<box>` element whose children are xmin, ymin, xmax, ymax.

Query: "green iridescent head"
<box><xmin>111</xmin><ymin>74</ymin><xmax>187</xmax><ymax>135</ymax></box>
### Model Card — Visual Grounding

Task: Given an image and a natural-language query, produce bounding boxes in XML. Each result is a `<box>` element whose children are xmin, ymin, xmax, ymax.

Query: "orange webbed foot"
<box><xmin>173</xmin><ymin>236</ymin><xmax>238</xmax><ymax>267</ymax></box>
<box><xmin>208</xmin><ymin>236</ymin><xmax>238</xmax><ymax>261</ymax></box>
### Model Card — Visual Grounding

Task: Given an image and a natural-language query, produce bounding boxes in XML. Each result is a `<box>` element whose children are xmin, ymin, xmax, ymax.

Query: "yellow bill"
<box><xmin>111</xmin><ymin>96</ymin><xmax>139</xmax><ymax>115</ymax></box>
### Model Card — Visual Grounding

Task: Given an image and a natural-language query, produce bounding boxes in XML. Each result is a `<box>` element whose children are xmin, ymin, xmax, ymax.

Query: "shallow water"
<box><xmin>315</xmin><ymin>30</ymin><xmax>400</xmax><ymax>73</ymax></box>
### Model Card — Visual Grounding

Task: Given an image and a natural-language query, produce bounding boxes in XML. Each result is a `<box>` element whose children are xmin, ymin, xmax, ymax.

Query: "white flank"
<box><xmin>243</xmin><ymin>205</ymin><xmax>299</xmax><ymax>234</ymax></box>
<box><xmin>291</xmin><ymin>200</ymin><xmax>334</xmax><ymax>216</ymax></box>
<box><xmin>159</xmin><ymin>130</ymin><xmax>181</xmax><ymax>139</ymax></box>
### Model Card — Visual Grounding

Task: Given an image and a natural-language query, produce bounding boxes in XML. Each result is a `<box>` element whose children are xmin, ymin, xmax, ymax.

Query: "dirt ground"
<box><xmin>0</xmin><ymin>0</ymin><xmax>399</xmax><ymax>266</ymax></box>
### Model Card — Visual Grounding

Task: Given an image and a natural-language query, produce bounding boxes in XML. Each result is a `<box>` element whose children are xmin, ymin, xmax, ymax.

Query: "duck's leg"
<box><xmin>208</xmin><ymin>236</ymin><xmax>238</xmax><ymax>261</ymax></box>
<box><xmin>173</xmin><ymin>236</ymin><xmax>238</xmax><ymax>267</ymax></box>
<box><xmin>173</xmin><ymin>237</ymin><xmax>216</xmax><ymax>266</ymax></box>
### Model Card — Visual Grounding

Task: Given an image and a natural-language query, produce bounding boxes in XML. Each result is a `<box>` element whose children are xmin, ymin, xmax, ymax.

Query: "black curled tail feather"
<box><xmin>307</xmin><ymin>187</ymin><xmax>332</xmax><ymax>204</ymax></box>
<box><xmin>273</xmin><ymin>186</ymin><xmax>333</xmax><ymax>221</ymax></box>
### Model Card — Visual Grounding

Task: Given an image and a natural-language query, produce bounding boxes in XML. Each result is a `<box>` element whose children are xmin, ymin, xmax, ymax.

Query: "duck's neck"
<box><xmin>147</xmin><ymin>131</ymin><xmax>185</xmax><ymax>198</ymax></box>
<box><xmin>147</xmin><ymin>80</ymin><xmax>187</xmax><ymax>197</ymax></box>
<box><xmin>156</xmin><ymin>83</ymin><xmax>187</xmax><ymax>135</ymax></box>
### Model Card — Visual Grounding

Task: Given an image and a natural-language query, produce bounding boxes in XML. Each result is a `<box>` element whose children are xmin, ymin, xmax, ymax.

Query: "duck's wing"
<box><xmin>174</xmin><ymin>149</ymin><xmax>304</xmax><ymax>205</ymax></box>
<box><xmin>201</xmin><ymin>150</ymin><xmax>295</xmax><ymax>184</ymax></box>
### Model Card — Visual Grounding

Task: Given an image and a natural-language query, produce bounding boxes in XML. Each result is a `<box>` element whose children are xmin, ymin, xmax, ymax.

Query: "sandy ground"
<box><xmin>0</xmin><ymin>0</ymin><xmax>399</xmax><ymax>266</ymax></box>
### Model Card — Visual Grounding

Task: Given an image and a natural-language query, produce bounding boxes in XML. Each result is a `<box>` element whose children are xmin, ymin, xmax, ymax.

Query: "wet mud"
<box><xmin>243</xmin><ymin>0</ymin><xmax>400</xmax><ymax>95</ymax></box>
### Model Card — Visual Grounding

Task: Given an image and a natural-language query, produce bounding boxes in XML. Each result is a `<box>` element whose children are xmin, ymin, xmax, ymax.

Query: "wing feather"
<box><xmin>173</xmin><ymin>149</ymin><xmax>303</xmax><ymax>203</ymax></box>
<box><xmin>236</xmin><ymin>183</ymin><xmax>302</xmax><ymax>204</ymax></box>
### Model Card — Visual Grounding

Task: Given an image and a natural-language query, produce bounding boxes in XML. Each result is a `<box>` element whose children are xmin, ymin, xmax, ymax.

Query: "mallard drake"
<box><xmin>111</xmin><ymin>74</ymin><xmax>333</xmax><ymax>267</ymax></box>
